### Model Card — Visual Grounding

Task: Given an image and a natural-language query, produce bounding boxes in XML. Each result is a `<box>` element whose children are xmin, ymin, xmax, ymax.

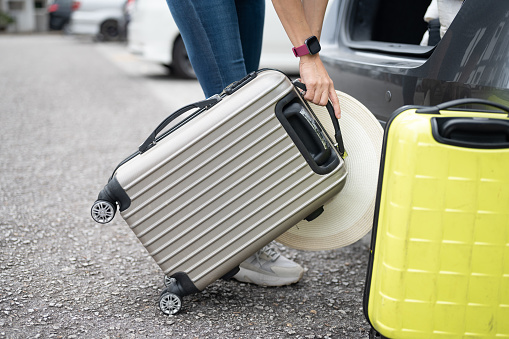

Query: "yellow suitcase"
<box><xmin>364</xmin><ymin>99</ymin><xmax>509</xmax><ymax>338</ymax></box>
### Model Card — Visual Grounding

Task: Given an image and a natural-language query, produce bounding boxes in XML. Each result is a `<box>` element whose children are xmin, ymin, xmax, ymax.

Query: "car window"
<box><xmin>345</xmin><ymin>0</ymin><xmax>436</xmax><ymax>56</ymax></box>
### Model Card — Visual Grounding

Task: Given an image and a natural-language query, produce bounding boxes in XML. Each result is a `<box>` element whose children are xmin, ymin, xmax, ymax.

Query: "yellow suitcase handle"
<box><xmin>422</xmin><ymin>99</ymin><xmax>509</xmax><ymax>149</ymax></box>
<box><xmin>416</xmin><ymin>98</ymin><xmax>509</xmax><ymax>116</ymax></box>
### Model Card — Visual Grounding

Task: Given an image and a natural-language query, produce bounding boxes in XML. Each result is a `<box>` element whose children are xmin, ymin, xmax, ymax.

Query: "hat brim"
<box><xmin>276</xmin><ymin>91</ymin><xmax>383</xmax><ymax>251</ymax></box>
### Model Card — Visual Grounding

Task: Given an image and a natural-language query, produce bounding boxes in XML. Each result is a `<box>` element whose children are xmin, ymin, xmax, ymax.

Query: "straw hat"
<box><xmin>276</xmin><ymin>91</ymin><xmax>383</xmax><ymax>251</ymax></box>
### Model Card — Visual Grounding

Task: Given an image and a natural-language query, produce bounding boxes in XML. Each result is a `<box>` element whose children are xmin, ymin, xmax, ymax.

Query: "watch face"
<box><xmin>306</xmin><ymin>36</ymin><xmax>321</xmax><ymax>55</ymax></box>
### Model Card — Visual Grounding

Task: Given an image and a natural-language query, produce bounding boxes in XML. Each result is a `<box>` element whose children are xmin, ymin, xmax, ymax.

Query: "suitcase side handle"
<box><xmin>139</xmin><ymin>95</ymin><xmax>221</xmax><ymax>153</ymax></box>
<box><xmin>282</xmin><ymin>102</ymin><xmax>332</xmax><ymax>166</ymax></box>
<box><xmin>416</xmin><ymin>98</ymin><xmax>509</xmax><ymax>117</ymax></box>
<box><xmin>293</xmin><ymin>81</ymin><xmax>346</xmax><ymax>158</ymax></box>
<box><xmin>275</xmin><ymin>91</ymin><xmax>342</xmax><ymax>175</ymax></box>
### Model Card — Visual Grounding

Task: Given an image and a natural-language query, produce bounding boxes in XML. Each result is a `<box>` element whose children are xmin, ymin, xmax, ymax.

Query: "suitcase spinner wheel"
<box><xmin>90</xmin><ymin>177</ymin><xmax>128</xmax><ymax>224</ymax></box>
<box><xmin>159</xmin><ymin>276</ymin><xmax>192</xmax><ymax>315</ymax></box>
<box><xmin>164</xmin><ymin>275</ymin><xmax>172</xmax><ymax>287</ymax></box>
<box><xmin>159</xmin><ymin>291</ymin><xmax>182</xmax><ymax>315</ymax></box>
<box><xmin>159</xmin><ymin>290</ymin><xmax>182</xmax><ymax>315</ymax></box>
<box><xmin>91</xmin><ymin>200</ymin><xmax>116</xmax><ymax>224</ymax></box>
<box><xmin>159</xmin><ymin>278</ymin><xmax>183</xmax><ymax>315</ymax></box>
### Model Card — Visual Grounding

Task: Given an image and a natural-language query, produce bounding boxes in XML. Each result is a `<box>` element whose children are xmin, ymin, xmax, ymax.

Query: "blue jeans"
<box><xmin>167</xmin><ymin>0</ymin><xmax>265</xmax><ymax>98</ymax></box>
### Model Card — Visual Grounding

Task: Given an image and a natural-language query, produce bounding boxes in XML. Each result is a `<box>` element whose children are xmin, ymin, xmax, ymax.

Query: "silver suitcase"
<box><xmin>91</xmin><ymin>69</ymin><xmax>347</xmax><ymax>314</ymax></box>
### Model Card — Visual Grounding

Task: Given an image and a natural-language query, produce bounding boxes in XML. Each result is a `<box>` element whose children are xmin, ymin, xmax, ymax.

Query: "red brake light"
<box><xmin>72</xmin><ymin>1</ymin><xmax>80</xmax><ymax>11</ymax></box>
<box><xmin>48</xmin><ymin>4</ymin><xmax>59</xmax><ymax>13</ymax></box>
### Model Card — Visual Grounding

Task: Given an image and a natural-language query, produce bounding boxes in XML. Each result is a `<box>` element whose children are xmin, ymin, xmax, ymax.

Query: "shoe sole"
<box><xmin>233</xmin><ymin>267</ymin><xmax>304</xmax><ymax>287</ymax></box>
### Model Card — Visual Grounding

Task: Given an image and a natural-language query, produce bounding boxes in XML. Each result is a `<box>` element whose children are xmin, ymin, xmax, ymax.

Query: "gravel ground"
<box><xmin>0</xmin><ymin>34</ymin><xmax>372</xmax><ymax>338</ymax></box>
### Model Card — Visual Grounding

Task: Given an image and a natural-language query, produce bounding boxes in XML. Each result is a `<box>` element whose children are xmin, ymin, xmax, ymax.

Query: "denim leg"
<box><xmin>235</xmin><ymin>0</ymin><xmax>265</xmax><ymax>74</ymax></box>
<box><xmin>167</xmin><ymin>0</ymin><xmax>263</xmax><ymax>98</ymax></box>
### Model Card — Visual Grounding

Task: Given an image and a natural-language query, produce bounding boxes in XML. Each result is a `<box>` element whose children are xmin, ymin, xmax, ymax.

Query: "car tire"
<box><xmin>62</xmin><ymin>22</ymin><xmax>72</xmax><ymax>35</ymax></box>
<box><xmin>99</xmin><ymin>19</ymin><xmax>120</xmax><ymax>42</ymax></box>
<box><xmin>170</xmin><ymin>36</ymin><xmax>196</xmax><ymax>79</ymax></box>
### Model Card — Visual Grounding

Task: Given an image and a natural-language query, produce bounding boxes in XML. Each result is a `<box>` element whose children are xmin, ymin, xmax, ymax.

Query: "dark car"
<box><xmin>48</xmin><ymin>0</ymin><xmax>78</xmax><ymax>31</ymax></box>
<box><xmin>321</xmin><ymin>0</ymin><xmax>509</xmax><ymax>124</ymax></box>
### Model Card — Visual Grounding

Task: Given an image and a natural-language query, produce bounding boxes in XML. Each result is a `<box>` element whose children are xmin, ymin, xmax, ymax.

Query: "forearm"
<box><xmin>271</xmin><ymin>0</ymin><xmax>317</xmax><ymax>47</ymax></box>
<box><xmin>302</xmin><ymin>0</ymin><xmax>328</xmax><ymax>39</ymax></box>
<box><xmin>271</xmin><ymin>0</ymin><xmax>328</xmax><ymax>43</ymax></box>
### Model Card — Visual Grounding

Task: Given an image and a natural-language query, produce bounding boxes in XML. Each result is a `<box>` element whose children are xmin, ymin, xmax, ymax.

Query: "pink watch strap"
<box><xmin>292</xmin><ymin>44</ymin><xmax>309</xmax><ymax>57</ymax></box>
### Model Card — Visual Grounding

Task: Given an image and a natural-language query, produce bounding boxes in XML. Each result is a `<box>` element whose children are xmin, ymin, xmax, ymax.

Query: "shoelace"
<box><xmin>255</xmin><ymin>244</ymin><xmax>281</xmax><ymax>265</ymax></box>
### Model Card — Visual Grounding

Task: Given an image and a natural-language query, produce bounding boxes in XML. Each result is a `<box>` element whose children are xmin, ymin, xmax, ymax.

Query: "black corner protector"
<box><xmin>220</xmin><ymin>266</ymin><xmax>240</xmax><ymax>280</ymax></box>
<box><xmin>171</xmin><ymin>272</ymin><xmax>200</xmax><ymax>296</ymax></box>
<box><xmin>104</xmin><ymin>177</ymin><xmax>131</xmax><ymax>212</ymax></box>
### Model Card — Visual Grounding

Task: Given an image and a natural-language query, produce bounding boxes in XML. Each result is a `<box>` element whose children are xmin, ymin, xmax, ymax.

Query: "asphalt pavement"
<box><xmin>0</xmin><ymin>34</ymin><xmax>371</xmax><ymax>338</ymax></box>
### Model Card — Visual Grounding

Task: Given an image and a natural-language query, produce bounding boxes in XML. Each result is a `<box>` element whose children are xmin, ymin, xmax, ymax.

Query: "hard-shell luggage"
<box><xmin>364</xmin><ymin>99</ymin><xmax>509</xmax><ymax>338</ymax></box>
<box><xmin>91</xmin><ymin>69</ymin><xmax>347</xmax><ymax>315</ymax></box>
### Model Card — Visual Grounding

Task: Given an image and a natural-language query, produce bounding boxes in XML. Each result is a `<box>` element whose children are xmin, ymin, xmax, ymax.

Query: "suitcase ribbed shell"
<box><xmin>115</xmin><ymin>71</ymin><xmax>347</xmax><ymax>290</ymax></box>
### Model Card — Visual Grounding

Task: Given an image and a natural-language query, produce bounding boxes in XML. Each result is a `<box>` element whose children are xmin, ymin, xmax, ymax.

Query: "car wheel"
<box><xmin>171</xmin><ymin>36</ymin><xmax>196</xmax><ymax>79</ymax></box>
<box><xmin>62</xmin><ymin>21</ymin><xmax>72</xmax><ymax>35</ymax></box>
<box><xmin>99</xmin><ymin>19</ymin><xmax>120</xmax><ymax>42</ymax></box>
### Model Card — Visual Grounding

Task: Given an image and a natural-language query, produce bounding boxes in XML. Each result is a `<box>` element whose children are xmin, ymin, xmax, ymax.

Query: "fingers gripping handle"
<box><xmin>139</xmin><ymin>95</ymin><xmax>221</xmax><ymax>153</ymax></box>
<box><xmin>293</xmin><ymin>81</ymin><xmax>345</xmax><ymax>158</ymax></box>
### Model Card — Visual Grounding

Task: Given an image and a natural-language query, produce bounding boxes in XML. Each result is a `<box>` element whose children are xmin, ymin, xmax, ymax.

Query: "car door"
<box><xmin>321</xmin><ymin>0</ymin><xmax>509</xmax><ymax>123</ymax></box>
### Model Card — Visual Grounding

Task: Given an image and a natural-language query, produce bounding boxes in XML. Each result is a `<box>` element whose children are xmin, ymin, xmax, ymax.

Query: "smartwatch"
<box><xmin>292</xmin><ymin>36</ymin><xmax>321</xmax><ymax>57</ymax></box>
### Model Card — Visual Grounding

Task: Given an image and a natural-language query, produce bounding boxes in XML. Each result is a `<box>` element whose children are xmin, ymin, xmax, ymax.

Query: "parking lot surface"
<box><xmin>0</xmin><ymin>34</ymin><xmax>371</xmax><ymax>338</ymax></box>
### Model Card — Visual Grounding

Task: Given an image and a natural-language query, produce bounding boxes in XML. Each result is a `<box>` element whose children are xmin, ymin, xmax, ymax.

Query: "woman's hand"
<box><xmin>299</xmin><ymin>54</ymin><xmax>341</xmax><ymax>119</ymax></box>
<box><xmin>271</xmin><ymin>0</ymin><xmax>340</xmax><ymax>118</ymax></box>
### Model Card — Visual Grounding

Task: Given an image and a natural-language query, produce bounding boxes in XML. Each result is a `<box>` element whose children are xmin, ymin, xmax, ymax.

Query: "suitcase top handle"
<box><xmin>416</xmin><ymin>98</ymin><xmax>509</xmax><ymax>117</ymax></box>
<box><xmin>416</xmin><ymin>98</ymin><xmax>509</xmax><ymax>149</ymax></box>
<box><xmin>139</xmin><ymin>95</ymin><xmax>222</xmax><ymax>153</ymax></box>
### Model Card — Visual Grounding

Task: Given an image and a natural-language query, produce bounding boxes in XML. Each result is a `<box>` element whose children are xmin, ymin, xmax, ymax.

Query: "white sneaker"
<box><xmin>233</xmin><ymin>242</ymin><xmax>304</xmax><ymax>286</ymax></box>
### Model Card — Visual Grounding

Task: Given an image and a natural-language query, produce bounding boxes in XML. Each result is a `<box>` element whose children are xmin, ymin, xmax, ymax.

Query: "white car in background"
<box><xmin>69</xmin><ymin>0</ymin><xmax>126</xmax><ymax>41</ymax></box>
<box><xmin>127</xmin><ymin>0</ymin><xmax>299</xmax><ymax>78</ymax></box>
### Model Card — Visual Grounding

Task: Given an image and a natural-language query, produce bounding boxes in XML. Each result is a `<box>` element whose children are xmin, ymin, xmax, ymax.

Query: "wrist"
<box><xmin>292</xmin><ymin>35</ymin><xmax>321</xmax><ymax>57</ymax></box>
<box><xmin>299</xmin><ymin>54</ymin><xmax>319</xmax><ymax>61</ymax></box>
<box><xmin>299</xmin><ymin>54</ymin><xmax>320</xmax><ymax>65</ymax></box>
